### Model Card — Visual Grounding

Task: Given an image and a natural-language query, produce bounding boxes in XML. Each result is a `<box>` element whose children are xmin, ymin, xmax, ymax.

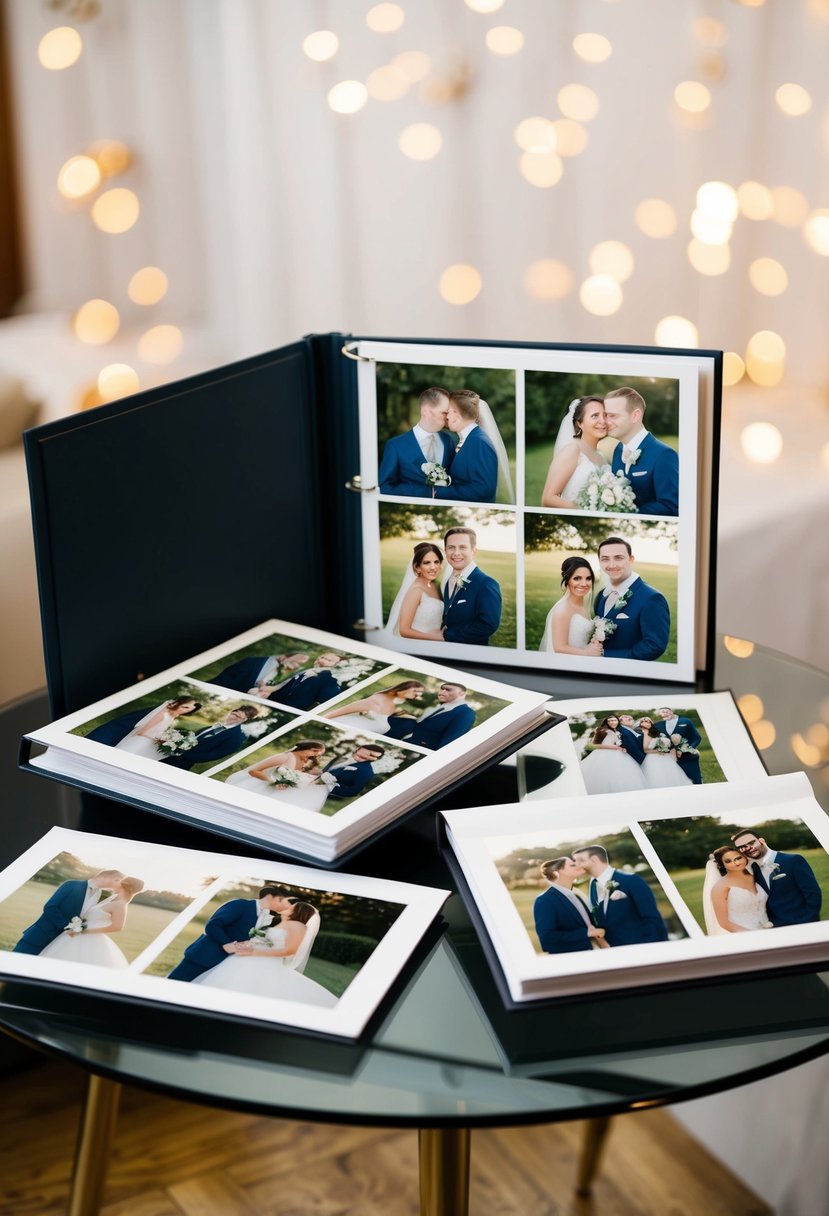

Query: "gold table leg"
<box><xmin>576</xmin><ymin>1114</ymin><xmax>613</xmax><ymax>1196</ymax></box>
<box><xmin>68</xmin><ymin>1074</ymin><xmax>122</xmax><ymax>1216</ymax></box>
<box><xmin>418</xmin><ymin>1127</ymin><xmax>471</xmax><ymax>1216</ymax></box>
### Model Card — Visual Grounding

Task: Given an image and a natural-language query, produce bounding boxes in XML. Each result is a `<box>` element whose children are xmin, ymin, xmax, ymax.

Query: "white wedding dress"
<box><xmin>539</xmin><ymin>605</ymin><xmax>593</xmax><ymax>653</ymax></box>
<box><xmin>329</xmin><ymin>709</ymin><xmax>391</xmax><ymax>734</ymax></box>
<box><xmin>702</xmin><ymin>864</ymin><xmax>772</xmax><ymax>935</ymax></box>
<box><xmin>39</xmin><ymin>896</ymin><xmax>129</xmax><ymax>968</ymax></box>
<box><xmin>580</xmin><ymin>730</ymin><xmax>646</xmax><ymax>793</ymax></box>
<box><xmin>191</xmin><ymin>926</ymin><xmax>338</xmax><ymax>1006</ymax></box>
<box><xmin>641</xmin><ymin>740</ymin><xmax>693</xmax><ymax>789</ymax></box>
<box><xmin>225</xmin><ymin>767</ymin><xmax>330</xmax><ymax>813</ymax></box>
<box><xmin>408</xmin><ymin>592</ymin><xmax>444</xmax><ymax>634</ymax></box>
<box><xmin>115</xmin><ymin>708</ymin><xmax>174</xmax><ymax>758</ymax></box>
<box><xmin>558</xmin><ymin>447</ymin><xmax>606</xmax><ymax>502</ymax></box>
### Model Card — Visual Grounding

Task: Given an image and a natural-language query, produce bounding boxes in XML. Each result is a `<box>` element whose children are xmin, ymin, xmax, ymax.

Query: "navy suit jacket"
<box><xmin>753</xmin><ymin>852</ymin><xmax>822</xmax><ymax>926</ymax></box>
<box><xmin>611</xmin><ymin>432</ymin><xmax>678</xmax><ymax>516</ymax></box>
<box><xmin>618</xmin><ymin>725</ymin><xmax>645</xmax><ymax>765</ymax></box>
<box><xmin>393</xmin><ymin>703</ymin><xmax>476</xmax><ymax>750</ymax></box>
<box><xmin>14</xmin><ymin>879</ymin><xmax>89</xmax><ymax>954</ymax></box>
<box><xmin>169</xmin><ymin>898</ymin><xmax>260</xmax><ymax>979</ymax></box>
<box><xmin>443</xmin><ymin>567</ymin><xmax>502</xmax><ymax>646</ymax></box>
<box><xmin>655</xmin><ymin>716</ymin><xmax>702</xmax><ymax>783</ymax></box>
<box><xmin>209</xmin><ymin>656</ymin><xmax>273</xmax><ymax>692</ymax></box>
<box><xmin>270</xmin><ymin>669</ymin><xmax>342</xmax><ymax>711</ymax></box>
<box><xmin>162</xmin><ymin>722</ymin><xmax>248</xmax><ymax>770</ymax></box>
<box><xmin>87</xmin><ymin>708</ymin><xmax>152</xmax><ymax>748</ymax></box>
<box><xmin>595</xmin><ymin>577</ymin><xmax>670</xmax><ymax>661</ymax></box>
<box><xmin>379</xmin><ymin>430</ymin><xmax>454</xmax><ymax>497</ymax></box>
<box><xmin>534</xmin><ymin>886</ymin><xmax>593</xmax><ymax>953</ymax></box>
<box><xmin>590</xmin><ymin>870</ymin><xmax>668</xmax><ymax>946</ymax></box>
<box><xmin>432</xmin><ymin>426</ymin><xmax>498</xmax><ymax>502</ymax></box>
<box><xmin>325</xmin><ymin>759</ymin><xmax>376</xmax><ymax>800</ymax></box>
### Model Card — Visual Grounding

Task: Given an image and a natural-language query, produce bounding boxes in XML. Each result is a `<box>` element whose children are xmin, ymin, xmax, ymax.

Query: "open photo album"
<box><xmin>0</xmin><ymin>827</ymin><xmax>449</xmax><ymax>1040</ymax></box>
<box><xmin>353</xmin><ymin>338</ymin><xmax>721</xmax><ymax>682</ymax></box>
<box><xmin>440</xmin><ymin>772</ymin><xmax>829</xmax><ymax>1004</ymax></box>
<box><xmin>21</xmin><ymin>619</ymin><xmax>554</xmax><ymax>865</ymax></box>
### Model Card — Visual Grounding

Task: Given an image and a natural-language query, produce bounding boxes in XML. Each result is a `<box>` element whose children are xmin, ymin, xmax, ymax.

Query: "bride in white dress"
<box><xmin>580</xmin><ymin>716</ymin><xmax>646</xmax><ymax>793</ymax></box>
<box><xmin>702</xmin><ymin>846</ymin><xmax>773</xmax><ymax>935</ymax></box>
<box><xmin>539</xmin><ymin>557</ymin><xmax>604</xmax><ymax>656</ymax></box>
<box><xmin>323</xmin><ymin>680</ymin><xmax>425</xmax><ymax>735</ymax></box>
<box><xmin>39</xmin><ymin>876</ymin><xmax>144</xmax><ymax>968</ymax></box>
<box><xmin>224</xmin><ymin>741</ymin><xmax>332</xmax><ymax>812</ymax></box>
<box><xmin>192</xmin><ymin>901</ymin><xmax>338</xmax><ymax>1007</ymax></box>
<box><xmin>638</xmin><ymin>717</ymin><xmax>692</xmax><ymax>789</ymax></box>
<box><xmin>541</xmin><ymin>397</ymin><xmax>610</xmax><ymax>509</ymax></box>
<box><xmin>115</xmin><ymin>697</ymin><xmax>201</xmax><ymax>759</ymax></box>
<box><xmin>385</xmin><ymin>542</ymin><xmax>446</xmax><ymax>640</ymax></box>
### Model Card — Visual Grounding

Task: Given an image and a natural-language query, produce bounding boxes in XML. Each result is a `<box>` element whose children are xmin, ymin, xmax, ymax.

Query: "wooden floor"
<box><xmin>0</xmin><ymin>1052</ymin><xmax>771</xmax><ymax>1216</ymax></box>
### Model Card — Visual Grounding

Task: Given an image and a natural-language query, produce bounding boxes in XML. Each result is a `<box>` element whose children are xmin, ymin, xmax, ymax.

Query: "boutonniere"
<box><xmin>455</xmin><ymin>576</ymin><xmax>469</xmax><ymax>592</ymax></box>
<box><xmin>605</xmin><ymin>880</ymin><xmax>621</xmax><ymax>894</ymax></box>
<box><xmin>622</xmin><ymin>446</ymin><xmax>641</xmax><ymax>467</ymax></box>
<box><xmin>770</xmin><ymin>864</ymin><xmax>786</xmax><ymax>880</ymax></box>
<box><xmin>614</xmin><ymin>589</ymin><xmax>632</xmax><ymax>612</ymax></box>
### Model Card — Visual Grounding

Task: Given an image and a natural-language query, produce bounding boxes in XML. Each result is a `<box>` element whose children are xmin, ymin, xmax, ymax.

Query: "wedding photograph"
<box><xmin>320</xmin><ymin>667</ymin><xmax>509</xmax><ymax>750</ymax></box>
<box><xmin>642</xmin><ymin>812</ymin><xmax>828</xmax><ymax>937</ymax></box>
<box><xmin>524</xmin><ymin>371</ymin><xmax>680</xmax><ymax>516</ymax></box>
<box><xmin>209</xmin><ymin>721</ymin><xmax>424</xmax><ymax>814</ymax></box>
<box><xmin>150</xmin><ymin>875</ymin><xmax>406</xmax><ymax>1007</ymax></box>
<box><xmin>524</xmin><ymin>513</ymin><xmax>679</xmax><ymax>662</ymax></box>
<box><xmin>189</xmin><ymin>634</ymin><xmax>390</xmax><ymax>711</ymax></box>
<box><xmin>488</xmin><ymin>826</ymin><xmax>685</xmax><ymax>956</ymax></box>
<box><xmin>71</xmin><ymin>680</ymin><xmax>292</xmax><ymax>774</ymax></box>
<box><xmin>377</xmin><ymin>502</ymin><xmax>517</xmax><ymax>649</ymax></box>
<box><xmin>375</xmin><ymin>360</ymin><xmax>516</xmax><ymax>506</ymax></box>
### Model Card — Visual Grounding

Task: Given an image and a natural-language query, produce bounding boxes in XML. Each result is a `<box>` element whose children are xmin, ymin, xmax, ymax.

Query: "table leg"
<box><xmin>418</xmin><ymin>1126</ymin><xmax>471</xmax><ymax>1216</ymax></box>
<box><xmin>68</xmin><ymin>1074</ymin><xmax>122</xmax><ymax>1216</ymax></box>
<box><xmin>575</xmin><ymin>1114</ymin><xmax>613</xmax><ymax>1196</ymax></box>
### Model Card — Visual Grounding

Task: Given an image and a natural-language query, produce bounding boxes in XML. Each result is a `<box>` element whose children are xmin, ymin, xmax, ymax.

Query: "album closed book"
<box><xmin>0</xmin><ymin>826</ymin><xmax>449</xmax><ymax>1040</ymax></box>
<box><xmin>441</xmin><ymin>772</ymin><xmax>829</xmax><ymax>1005</ymax></box>
<box><xmin>21</xmin><ymin>619</ymin><xmax>554</xmax><ymax>865</ymax></box>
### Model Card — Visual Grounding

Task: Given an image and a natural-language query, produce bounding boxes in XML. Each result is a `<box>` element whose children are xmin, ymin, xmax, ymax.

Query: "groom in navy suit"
<box><xmin>267</xmin><ymin>652</ymin><xmax>347</xmax><ymax>710</ymax></box>
<box><xmin>379</xmin><ymin>387</ymin><xmax>454</xmax><ymax>497</ymax></box>
<box><xmin>533</xmin><ymin>857</ymin><xmax>607</xmax><ymax>953</ymax></box>
<box><xmin>324</xmin><ymin>744</ymin><xmax>385</xmax><ymax>801</ymax></box>
<box><xmin>442</xmin><ymin>527</ymin><xmax>502</xmax><ymax>646</ymax></box>
<box><xmin>210</xmin><ymin>650</ymin><xmax>308</xmax><ymax>694</ymax></box>
<box><xmin>430</xmin><ymin>389</ymin><xmax>498</xmax><ymax>503</ymax></box>
<box><xmin>572</xmin><ymin>845</ymin><xmax>668</xmax><ymax>946</ymax></box>
<box><xmin>594</xmin><ymin>537</ymin><xmax>670</xmax><ymax>661</ymax></box>
<box><xmin>731</xmin><ymin>829</ymin><xmax>822</xmax><ymax>926</ymax></box>
<box><xmin>167</xmin><ymin>887</ymin><xmax>296</xmax><ymax>981</ymax></box>
<box><xmin>617</xmin><ymin>714</ymin><xmax>646</xmax><ymax>767</ymax></box>
<box><xmin>604</xmin><ymin>387</ymin><xmax>678</xmax><ymax>517</ymax></box>
<box><xmin>161</xmin><ymin>705</ymin><xmax>263</xmax><ymax>770</ymax></box>
<box><xmin>654</xmin><ymin>706</ymin><xmax>702</xmax><ymax>783</ymax></box>
<box><xmin>387</xmin><ymin>682</ymin><xmax>476</xmax><ymax>749</ymax></box>
<box><xmin>13</xmin><ymin>869</ymin><xmax>124</xmax><ymax>955</ymax></box>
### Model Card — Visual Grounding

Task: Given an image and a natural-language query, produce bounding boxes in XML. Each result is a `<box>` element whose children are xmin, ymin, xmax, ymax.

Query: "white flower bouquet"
<box><xmin>577</xmin><ymin>466</ymin><xmax>637</xmax><ymax>513</ymax></box>
<box><xmin>671</xmin><ymin>735</ymin><xmax>700</xmax><ymax>757</ymax></box>
<box><xmin>268</xmin><ymin>765</ymin><xmax>302</xmax><ymax>788</ymax></box>
<box><xmin>64</xmin><ymin>915</ymin><xmax>87</xmax><ymax>934</ymax></box>
<box><xmin>157</xmin><ymin>728</ymin><xmax>199</xmax><ymax>757</ymax></box>
<box><xmin>421</xmin><ymin>461</ymin><xmax>452</xmax><ymax>489</ymax></box>
<box><xmin>650</xmin><ymin>735</ymin><xmax>674</xmax><ymax>754</ymax></box>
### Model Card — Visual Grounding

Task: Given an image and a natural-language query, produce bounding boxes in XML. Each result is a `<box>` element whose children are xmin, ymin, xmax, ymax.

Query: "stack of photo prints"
<box><xmin>21</xmin><ymin>619</ymin><xmax>553</xmax><ymax>865</ymax></box>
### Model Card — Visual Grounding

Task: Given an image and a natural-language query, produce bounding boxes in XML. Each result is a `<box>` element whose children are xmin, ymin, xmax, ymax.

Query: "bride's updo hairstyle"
<box><xmin>287</xmin><ymin>901</ymin><xmax>318</xmax><ymax>925</ymax></box>
<box><xmin>540</xmin><ymin>857</ymin><xmax>572</xmax><ymax>883</ymax></box>
<box><xmin>120</xmin><ymin>876</ymin><xmax>144</xmax><ymax>901</ymax></box>
<box><xmin>412</xmin><ymin>541</ymin><xmax>443</xmax><ymax>572</ymax></box>
<box><xmin>168</xmin><ymin>697</ymin><xmax>202</xmax><ymax>714</ymax></box>
<box><xmin>449</xmin><ymin>388</ymin><xmax>481</xmax><ymax>423</ymax></box>
<box><xmin>560</xmin><ymin>556</ymin><xmax>594</xmax><ymax>590</ymax></box>
<box><xmin>711</xmin><ymin>845</ymin><xmax>744</xmax><ymax>875</ymax></box>
<box><xmin>570</xmin><ymin>396</ymin><xmax>605</xmax><ymax>439</ymax></box>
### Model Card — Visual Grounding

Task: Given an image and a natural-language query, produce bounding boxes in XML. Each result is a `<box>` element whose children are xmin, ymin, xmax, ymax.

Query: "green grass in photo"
<box><xmin>669</xmin><ymin>849</ymin><xmax>829</xmax><ymax>930</ymax></box>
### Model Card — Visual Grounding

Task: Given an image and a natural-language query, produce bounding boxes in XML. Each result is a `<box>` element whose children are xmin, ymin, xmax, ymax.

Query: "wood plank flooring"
<box><xmin>0</xmin><ymin>1052</ymin><xmax>771</xmax><ymax>1215</ymax></box>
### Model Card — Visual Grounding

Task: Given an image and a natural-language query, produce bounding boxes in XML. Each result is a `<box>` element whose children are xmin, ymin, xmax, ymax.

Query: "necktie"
<box><xmin>589</xmin><ymin>879</ymin><xmax>598</xmax><ymax>908</ymax></box>
<box><xmin>604</xmin><ymin>590</ymin><xmax>619</xmax><ymax>610</ymax></box>
<box><xmin>427</xmin><ymin>434</ymin><xmax>438</xmax><ymax>462</ymax></box>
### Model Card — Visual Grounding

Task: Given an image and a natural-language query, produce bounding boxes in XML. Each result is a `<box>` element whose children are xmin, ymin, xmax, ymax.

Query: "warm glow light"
<box><xmin>97</xmin><ymin>363</ymin><xmax>140</xmax><ymax>402</ymax></box>
<box><xmin>654</xmin><ymin>315</ymin><xmax>699</xmax><ymax>347</ymax></box>
<box><xmin>524</xmin><ymin>259</ymin><xmax>574</xmax><ymax>301</ymax></box>
<box><xmin>724</xmin><ymin>636</ymin><xmax>755</xmax><ymax>659</ymax></box>
<box><xmin>738</xmin><ymin>180</ymin><xmax>774</xmax><ymax>220</ymax></box>
<box><xmin>674</xmin><ymin>80</ymin><xmax>711</xmax><ymax>113</ymax></box>
<box><xmin>572</xmin><ymin>32</ymin><xmax>612</xmax><ymax>62</ymax></box>
<box><xmin>91</xmin><ymin>188</ymin><xmax>140</xmax><ymax>234</ymax></box>
<box><xmin>557</xmin><ymin>84</ymin><xmax>599</xmax><ymax>122</ymax></box>
<box><xmin>392</xmin><ymin>51</ymin><xmax>431</xmax><ymax>81</ymax></box>
<box><xmin>791</xmin><ymin>733</ymin><xmax>823</xmax><ymax>767</ymax></box>
<box><xmin>696</xmin><ymin>180</ymin><xmax>739</xmax><ymax>221</ymax></box>
<box><xmin>750</xmin><ymin>720</ymin><xmax>776</xmax><ymax>750</ymax></box>
<box><xmin>771</xmin><ymin>186</ymin><xmax>808</xmax><ymax>227</ymax></box>
<box><xmin>803</xmin><ymin>209</ymin><xmax>829</xmax><ymax>255</ymax></box>
<box><xmin>579</xmin><ymin>275</ymin><xmax>623</xmax><ymax>316</ymax></box>
<box><xmin>485</xmin><ymin>26</ymin><xmax>524</xmax><ymax>54</ymax></box>
<box><xmin>807</xmin><ymin>723</ymin><xmax>829</xmax><ymax>748</ymax></box>
<box><xmin>723</xmin><ymin>352</ymin><xmax>746</xmax><ymax>386</ymax></box>
<box><xmin>366</xmin><ymin>3</ymin><xmax>405</xmax><ymax>32</ymax></box>
<box><xmin>327</xmin><ymin>81</ymin><xmax>368</xmax><ymax>113</ymax></box>
<box><xmin>775</xmin><ymin>82</ymin><xmax>812</xmax><ymax>116</ymax></box>
<box><xmin>519</xmin><ymin>150</ymin><xmax>563</xmax><ymax>188</ymax></box>
<box><xmin>88</xmin><ymin>140</ymin><xmax>133</xmax><ymax>178</ymax></box>
<box><xmin>693</xmin><ymin>16</ymin><xmax>729</xmax><ymax>46</ymax></box>
<box><xmin>138</xmin><ymin>325</ymin><xmax>184</xmax><ymax>364</ymax></box>
<box><xmin>439</xmin><ymin>264</ymin><xmax>482</xmax><ymax>304</ymax></box>
<box><xmin>687</xmin><ymin>238</ymin><xmax>731</xmax><ymax>275</ymax></box>
<box><xmin>588</xmin><ymin>240</ymin><xmax>634</xmax><ymax>282</ymax></box>
<box><xmin>740</xmin><ymin>421</ymin><xmax>783</xmax><ymax>462</ymax></box>
<box><xmin>746</xmin><ymin>330</ymin><xmax>786</xmax><ymax>387</ymax></box>
<box><xmin>737</xmin><ymin>694</ymin><xmax>764</xmax><ymax>724</ymax></box>
<box><xmin>552</xmin><ymin>119</ymin><xmax>588</xmax><ymax>157</ymax></box>
<box><xmin>464</xmin><ymin>0</ymin><xmax>505</xmax><ymax>10</ymax></box>
<box><xmin>73</xmin><ymin>300</ymin><xmax>120</xmax><ymax>345</ymax></box>
<box><xmin>398</xmin><ymin>122</ymin><xmax>443</xmax><ymax>160</ymax></box>
<box><xmin>38</xmin><ymin>26</ymin><xmax>82</xmax><ymax>70</ymax></box>
<box><xmin>635</xmin><ymin>198</ymin><xmax>677</xmax><ymax>239</ymax></box>
<box><xmin>302</xmin><ymin>30</ymin><xmax>339</xmax><ymax>62</ymax></box>
<box><xmin>513</xmin><ymin>117</ymin><xmax>557</xmax><ymax>152</ymax></box>
<box><xmin>748</xmin><ymin>257</ymin><xmax>788</xmax><ymax>295</ymax></box>
<box><xmin>76</xmin><ymin>383</ymin><xmax>104</xmax><ymax>412</ymax></box>
<box><xmin>128</xmin><ymin>267</ymin><xmax>169</xmax><ymax>306</ymax></box>
<box><xmin>366</xmin><ymin>65</ymin><xmax>409</xmax><ymax>100</ymax></box>
<box><xmin>57</xmin><ymin>155</ymin><xmax>101</xmax><ymax>200</ymax></box>
<box><xmin>690</xmin><ymin>209</ymin><xmax>732</xmax><ymax>245</ymax></box>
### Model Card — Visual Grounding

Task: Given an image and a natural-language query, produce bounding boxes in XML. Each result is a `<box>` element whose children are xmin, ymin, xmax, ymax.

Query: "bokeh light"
<box><xmin>775</xmin><ymin>83</ymin><xmax>812</xmax><ymax>116</ymax></box>
<box><xmin>724</xmin><ymin>636</ymin><xmax>755</xmax><ymax>659</ymax></box>
<box><xmin>302</xmin><ymin>30</ymin><xmax>339</xmax><ymax>62</ymax></box>
<box><xmin>128</xmin><ymin>267</ymin><xmax>169</xmax><ymax>306</ymax></box>
<box><xmin>771</xmin><ymin>186</ymin><xmax>809</xmax><ymax>227</ymax></box>
<box><xmin>392</xmin><ymin>51</ymin><xmax>431</xmax><ymax>81</ymax></box>
<box><xmin>327</xmin><ymin>81</ymin><xmax>368</xmax><ymax>113</ymax></box>
<box><xmin>690</xmin><ymin>209</ymin><xmax>732</xmax><ymax>245</ymax></box>
<box><xmin>57</xmin><ymin>155</ymin><xmax>101</xmax><ymax>200</ymax></box>
<box><xmin>91</xmin><ymin>188</ymin><xmax>140</xmax><ymax>234</ymax></box>
<box><xmin>439</xmin><ymin>264</ymin><xmax>482</xmax><ymax>304</ymax></box>
<box><xmin>97</xmin><ymin>364</ymin><xmax>140</xmax><ymax>402</ymax></box>
<box><xmin>366</xmin><ymin>65</ymin><xmax>409</xmax><ymax>100</ymax></box>
<box><xmin>552</xmin><ymin>119</ymin><xmax>588</xmax><ymax>157</ymax></box>
<box><xmin>803</xmin><ymin>209</ymin><xmax>829</xmax><ymax>255</ymax></box>
<box><xmin>750</xmin><ymin>720</ymin><xmax>776</xmax><ymax>750</ymax></box>
<box><xmin>524</xmin><ymin>259</ymin><xmax>574</xmax><ymax>301</ymax></box>
<box><xmin>38</xmin><ymin>27</ymin><xmax>82</xmax><ymax>70</ymax></box>
<box><xmin>687</xmin><ymin>238</ymin><xmax>731</xmax><ymax>275</ymax></box>
<box><xmin>654</xmin><ymin>315</ymin><xmax>699</xmax><ymax>347</ymax></box>
<box><xmin>745</xmin><ymin>331</ymin><xmax>786</xmax><ymax>386</ymax></box>
<box><xmin>693</xmin><ymin>16</ymin><xmax>729</xmax><ymax>46</ymax></box>
<box><xmin>722</xmin><ymin>352</ymin><xmax>746</xmax><ymax>386</ymax></box>
<box><xmin>485</xmin><ymin>26</ymin><xmax>524</xmax><ymax>54</ymax></box>
<box><xmin>740</xmin><ymin>421</ymin><xmax>783</xmax><ymax>462</ymax></box>
<box><xmin>464</xmin><ymin>0</ymin><xmax>505</xmax><ymax>10</ymax></box>
<box><xmin>791</xmin><ymin>732</ymin><xmax>825</xmax><ymax>767</ymax></box>
<box><xmin>738</xmin><ymin>180</ymin><xmax>774</xmax><ymax>220</ymax></box>
<box><xmin>519</xmin><ymin>151</ymin><xmax>563</xmax><ymax>188</ymax></box>
<box><xmin>588</xmin><ymin>240</ymin><xmax>634</xmax><ymax>282</ymax></box>
<box><xmin>674</xmin><ymin>81</ymin><xmax>711</xmax><ymax>113</ymax></box>
<box><xmin>73</xmin><ymin>299</ymin><xmax>120</xmax><ymax>345</ymax></box>
<box><xmin>748</xmin><ymin>257</ymin><xmax>788</xmax><ymax>295</ymax></box>
<box><xmin>572</xmin><ymin>33</ymin><xmax>612</xmax><ymax>62</ymax></box>
<box><xmin>557</xmin><ymin>84</ymin><xmax>600</xmax><ymax>122</ymax></box>
<box><xmin>88</xmin><ymin>140</ymin><xmax>133</xmax><ymax>178</ymax></box>
<box><xmin>137</xmin><ymin>325</ymin><xmax>184</xmax><ymax>364</ymax></box>
<box><xmin>514</xmin><ymin>116</ymin><xmax>557</xmax><ymax>152</ymax></box>
<box><xmin>398</xmin><ymin>123</ymin><xmax>443</xmax><ymax>160</ymax></box>
<box><xmin>737</xmin><ymin>694</ymin><xmax>764</xmax><ymax>724</ymax></box>
<box><xmin>635</xmin><ymin>198</ymin><xmax>677</xmax><ymax>238</ymax></box>
<box><xmin>697</xmin><ymin>180</ymin><xmax>739</xmax><ymax>221</ymax></box>
<box><xmin>366</xmin><ymin>3</ymin><xmax>405</xmax><ymax>33</ymax></box>
<box><xmin>579</xmin><ymin>275</ymin><xmax>623</xmax><ymax>316</ymax></box>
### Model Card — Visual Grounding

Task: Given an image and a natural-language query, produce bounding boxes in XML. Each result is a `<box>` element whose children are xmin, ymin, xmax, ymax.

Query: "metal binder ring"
<box><xmin>345</xmin><ymin>475</ymin><xmax>377</xmax><ymax>492</ymax></box>
<box><xmin>341</xmin><ymin>342</ymin><xmax>371</xmax><ymax>362</ymax></box>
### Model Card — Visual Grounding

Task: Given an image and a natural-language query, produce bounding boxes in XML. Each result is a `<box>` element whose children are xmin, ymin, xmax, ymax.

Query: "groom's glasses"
<box><xmin>735</xmin><ymin>839</ymin><xmax>758</xmax><ymax>851</ymax></box>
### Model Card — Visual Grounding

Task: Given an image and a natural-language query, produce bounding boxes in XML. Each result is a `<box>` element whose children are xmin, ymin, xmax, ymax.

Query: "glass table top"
<box><xmin>1</xmin><ymin>635</ymin><xmax>827</xmax><ymax>1127</ymax></box>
